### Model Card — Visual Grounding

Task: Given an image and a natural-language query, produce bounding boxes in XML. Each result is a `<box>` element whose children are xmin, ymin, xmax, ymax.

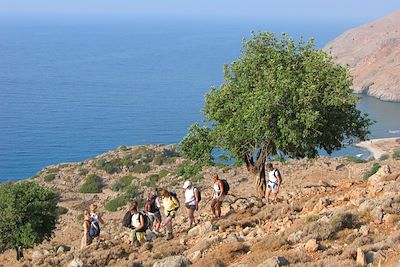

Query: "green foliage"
<box><xmin>43</xmin><ymin>173</ymin><xmax>56</xmax><ymax>182</ymax></box>
<box><xmin>105</xmin><ymin>195</ymin><xmax>128</xmax><ymax>212</ymax></box>
<box><xmin>118</xmin><ymin>145</ymin><xmax>128</xmax><ymax>151</ymax></box>
<box><xmin>78</xmin><ymin>168</ymin><xmax>89</xmax><ymax>176</ymax></box>
<box><xmin>132</xmin><ymin>164</ymin><xmax>151</xmax><ymax>173</ymax></box>
<box><xmin>393</xmin><ymin>149</ymin><xmax>400</xmax><ymax>160</ymax></box>
<box><xmin>0</xmin><ymin>182</ymin><xmax>58</xmax><ymax>255</ymax></box>
<box><xmin>159</xmin><ymin>169</ymin><xmax>169</xmax><ymax>178</ymax></box>
<box><xmin>144</xmin><ymin>174</ymin><xmax>160</xmax><ymax>187</ymax></box>
<box><xmin>55</xmin><ymin>206</ymin><xmax>68</xmax><ymax>217</ymax></box>
<box><xmin>363</xmin><ymin>163</ymin><xmax>381</xmax><ymax>180</ymax></box>
<box><xmin>379</xmin><ymin>154</ymin><xmax>389</xmax><ymax>161</ymax></box>
<box><xmin>111</xmin><ymin>176</ymin><xmax>134</xmax><ymax>192</ymax></box>
<box><xmin>153</xmin><ymin>154</ymin><xmax>164</xmax><ymax>165</ymax></box>
<box><xmin>79</xmin><ymin>174</ymin><xmax>103</xmax><ymax>193</ymax></box>
<box><xmin>192</xmin><ymin>32</ymin><xmax>371</xmax><ymax>169</ymax></box>
<box><xmin>345</xmin><ymin>155</ymin><xmax>367</xmax><ymax>163</ymax></box>
<box><xmin>164</xmin><ymin>157</ymin><xmax>177</xmax><ymax>164</ymax></box>
<box><xmin>174</xmin><ymin>161</ymin><xmax>202</xmax><ymax>181</ymax></box>
<box><xmin>179</xmin><ymin>122</ymin><xmax>214</xmax><ymax>166</ymax></box>
<box><xmin>329</xmin><ymin>212</ymin><xmax>359</xmax><ymax>231</ymax></box>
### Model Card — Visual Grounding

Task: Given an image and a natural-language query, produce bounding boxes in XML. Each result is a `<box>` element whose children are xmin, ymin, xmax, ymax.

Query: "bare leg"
<box><xmin>216</xmin><ymin>201</ymin><xmax>222</xmax><ymax>217</ymax></box>
<box><xmin>265</xmin><ymin>188</ymin><xmax>271</xmax><ymax>203</ymax></box>
<box><xmin>187</xmin><ymin>207</ymin><xmax>195</xmax><ymax>228</ymax></box>
<box><xmin>211</xmin><ymin>198</ymin><xmax>217</xmax><ymax>217</ymax></box>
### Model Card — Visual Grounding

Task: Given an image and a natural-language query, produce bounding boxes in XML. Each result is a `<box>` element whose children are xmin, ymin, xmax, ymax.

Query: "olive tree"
<box><xmin>0</xmin><ymin>181</ymin><xmax>59</xmax><ymax>260</ymax></box>
<box><xmin>181</xmin><ymin>32</ymin><xmax>372</xmax><ymax>196</ymax></box>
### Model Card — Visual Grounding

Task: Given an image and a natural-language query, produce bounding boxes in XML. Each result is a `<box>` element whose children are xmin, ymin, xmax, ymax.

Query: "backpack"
<box><xmin>220</xmin><ymin>179</ymin><xmax>230</xmax><ymax>195</ymax></box>
<box><xmin>170</xmin><ymin>192</ymin><xmax>180</xmax><ymax>210</ymax></box>
<box><xmin>144</xmin><ymin>196</ymin><xmax>159</xmax><ymax>213</ymax></box>
<box><xmin>194</xmin><ymin>187</ymin><xmax>201</xmax><ymax>202</ymax></box>
<box><xmin>273</xmin><ymin>169</ymin><xmax>282</xmax><ymax>184</ymax></box>
<box><xmin>138</xmin><ymin>211</ymin><xmax>152</xmax><ymax>231</ymax></box>
<box><xmin>122</xmin><ymin>211</ymin><xmax>132</xmax><ymax>228</ymax></box>
<box><xmin>89</xmin><ymin>219</ymin><xmax>100</xmax><ymax>238</ymax></box>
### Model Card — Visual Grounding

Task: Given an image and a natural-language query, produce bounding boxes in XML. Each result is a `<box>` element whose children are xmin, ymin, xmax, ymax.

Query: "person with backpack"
<box><xmin>144</xmin><ymin>190</ymin><xmax>162</xmax><ymax>234</ymax></box>
<box><xmin>161</xmin><ymin>189</ymin><xmax>180</xmax><ymax>240</ymax></box>
<box><xmin>265</xmin><ymin>163</ymin><xmax>281</xmax><ymax>203</ymax></box>
<box><xmin>80</xmin><ymin>210</ymin><xmax>92</xmax><ymax>249</ymax></box>
<box><xmin>128</xmin><ymin>201</ymin><xmax>147</xmax><ymax>247</ymax></box>
<box><xmin>210</xmin><ymin>174</ymin><xmax>228</xmax><ymax>219</ymax></box>
<box><xmin>183</xmin><ymin>180</ymin><xmax>200</xmax><ymax>229</ymax></box>
<box><xmin>89</xmin><ymin>204</ymin><xmax>105</xmax><ymax>239</ymax></box>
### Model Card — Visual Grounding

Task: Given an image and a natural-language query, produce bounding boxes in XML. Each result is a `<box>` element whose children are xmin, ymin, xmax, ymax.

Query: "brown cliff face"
<box><xmin>324</xmin><ymin>10</ymin><xmax>400</xmax><ymax>102</ymax></box>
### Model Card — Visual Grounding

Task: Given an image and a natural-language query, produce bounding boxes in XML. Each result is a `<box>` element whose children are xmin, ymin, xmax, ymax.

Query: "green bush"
<box><xmin>164</xmin><ymin>157</ymin><xmax>177</xmax><ymax>164</ymax></box>
<box><xmin>144</xmin><ymin>174</ymin><xmax>159</xmax><ymax>187</ymax></box>
<box><xmin>379</xmin><ymin>154</ymin><xmax>389</xmax><ymax>161</ymax></box>
<box><xmin>78</xmin><ymin>168</ymin><xmax>89</xmax><ymax>176</ymax></box>
<box><xmin>345</xmin><ymin>155</ymin><xmax>367</xmax><ymax>163</ymax></box>
<box><xmin>111</xmin><ymin>176</ymin><xmax>134</xmax><ymax>191</ymax></box>
<box><xmin>153</xmin><ymin>154</ymin><xmax>164</xmax><ymax>165</ymax></box>
<box><xmin>44</xmin><ymin>173</ymin><xmax>56</xmax><ymax>182</ymax></box>
<box><xmin>132</xmin><ymin>164</ymin><xmax>151</xmax><ymax>173</ymax></box>
<box><xmin>393</xmin><ymin>149</ymin><xmax>400</xmax><ymax>160</ymax></box>
<box><xmin>174</xmin><ymin>161</ymin><xmax>202</xmax><ymax>180</ymax></box>
<box><xmin>118</xmin><ymin>145</ymin><xmax>128</xmax><ymax>151</ymax></box>
<box><xmin>105</xmin><ymin>195</ymin><xmax>128</xmax><ymax>212</ymax></box>
<box><xmin>55</xmin><ymin>206</ymin><xmax>68</xmax><ymax>217</ymax></box>
<box><xmin>159</xmin><ymin>169</ymin><xmax>169</xmax><ymax>178</ymax></box>
<box><xmin>46</xmin><ymin>167</ymin><xmax>59</xmax><ymax>173</ymax></box>
<box><xmin>79</xmin><ymin>174</ymin><xmax>102</xmax><ymax>193</ymax></box>
<box><xmin>124</xmin><ymin>185</ymin><xmax>140</xmax><ymax>200</ymax></box>
<box><xmin>363</xmin><ymin>163</ymin><xmax>381</xmax><ymax>180</ymax></box>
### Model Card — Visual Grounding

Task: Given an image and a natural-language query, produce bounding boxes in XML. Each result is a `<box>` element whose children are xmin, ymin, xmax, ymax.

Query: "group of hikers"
<box><xmin>80</xmin><ymin>163</ymin><xmax>281</xmax><ymax>249</ymax></box>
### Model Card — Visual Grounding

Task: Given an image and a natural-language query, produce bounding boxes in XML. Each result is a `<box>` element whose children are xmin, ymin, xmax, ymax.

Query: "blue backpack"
<box><xmin>89</xmin><ymin>219</ymin><xmax>100</xmax><ymax>238</ymax></box>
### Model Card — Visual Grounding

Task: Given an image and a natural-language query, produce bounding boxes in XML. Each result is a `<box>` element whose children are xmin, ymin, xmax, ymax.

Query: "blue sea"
<box><xmin>1</xmin><ymin>18</ymin><xmax>400</xmax><ymax>181</ymax></box>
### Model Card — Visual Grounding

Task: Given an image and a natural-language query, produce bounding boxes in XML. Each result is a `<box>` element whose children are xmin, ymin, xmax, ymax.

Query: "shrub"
<box><xmin>153</xmin><ymin>154</ymin><xmax>164</xmax><ymax>165</ymax></box>
<box><xmin>164</xmin><ymin>157</ymin><xmax>177</xmax><ymax>164</ymax></box>
<box><xmin>363</xmin><ymin>163</ymin><xmax>381</xmax><ymax>180</ymax></box>
<box><xmin>79</xmin><ymin>174</ymin><xmax>102</xmax><ymax>193</ymax></box>
<box><xmin>124</xmin><ymin>185</ymin><xmax>140</xmax><ymax>201</ymax></box>
<box><xmin>174</xmin><ymin>161</ymin><xmax>202</xmax><ymax>180</ymax></box>
<box><xmin>144</xmin><ymin>174</ymin><xmax>160</xmax><ymax>187</ymax></box>
<box><xmin>105</xmin><ymin>195</ymin><xmax>128</xmax><ymax>212</ymax></box>
<box><xmin>78</xmin><ymin>168</ymin><xmax>89</xmax><ymax>176</ymax></box>
<box><xmin>118</xmin><ymin>145</ymin><xmax>128</xmax><ymax>151</ymax></box>
<box><xmin>55</xmin><ymin>206</ymin><xmax>68</xmax><ymax>217</ymax></box>
<box><xmin>379</xmin><ymin>154</ymin><xmax>389</xmax><ymax>161</ymax></box>
<box><xmin>345</xmin><ymin>155</ymin><xmax>366</xmax><ymax>163</ymax></box>
<box><xmin>330</xmin><ymin>212</ymin><xmax>359</xmax><ymax>231</ymax></box>
<box><xmin>111</xmin><ymin>175</ymin><xmax>134</xmax><ymax>191</ymax></box>
<box><xmin>132</xmin><ymin>164</ymin><xmax>151</xmax><ymax>173</ymax></box>
<box><xmin>159</xmin><ymin>169</ymin><xmax>169</xmax><ymax>177</ymax></box>
<box><xmin>43</xmin><ymin>173</ymin><xmax>56</xmax><ymax>182</ymax></box>
<box><xmin>393</xmin><ymin>149</ymin><xmax>400</xmax><ymax>160</ymax></box>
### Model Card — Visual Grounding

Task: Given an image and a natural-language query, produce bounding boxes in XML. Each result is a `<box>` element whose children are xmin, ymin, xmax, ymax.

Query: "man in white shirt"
<box><xmin>265</xmin><ymin>163</ymin><xmax>281</xmax><ymax>203</ymax></box>
<box><xmin>183</xmin><ymin>180</ymin><xmax>200</xmax><ymax>229</ymax></box>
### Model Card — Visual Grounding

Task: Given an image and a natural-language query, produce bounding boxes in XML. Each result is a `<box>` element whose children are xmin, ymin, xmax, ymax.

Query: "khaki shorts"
<box><xmin>130</xmin><ymin>231</ymin><xmax>146</xmax><ymax>243</ymax></box>
<box><xmin>213</xmin><ymin>194</ymin><xmax>225</xmax><ymax>202</ymax></box>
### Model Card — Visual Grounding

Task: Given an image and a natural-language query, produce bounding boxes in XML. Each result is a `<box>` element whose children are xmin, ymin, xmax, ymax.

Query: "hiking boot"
<box><xmin>134</xmin><ymin>240</ymin><xmax>141</xmax><ymax>248</ymax></box>
<box><xmin>166</xmin><ymin>233</ymin><xmax>173</xmax><ymax>240</ymax></box>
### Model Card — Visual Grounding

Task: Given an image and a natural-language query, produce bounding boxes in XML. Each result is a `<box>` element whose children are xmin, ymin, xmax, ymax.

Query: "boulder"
<box><xmin>257</xmin><ymin>256</ymin><xmax>289</xmax><ymax>267</ymax></box>
<box><xmin>370</xmin><ymin>207</ymin><xmax>383</xmax><ymax>224</ymax></box>
<box><xmin>188</xmin><ymin>221</ymin><xmax>217</xmax><ymax>237</ymax></box>
<box><xmin>287</xmin><ymin>230</ymin><xmax>303</xmax><ymax>244</ymax></box>
<box><xmin>305</xmin><ymin>239</ymin><xmax>319</xmax><ymax>252</ymax></box>
<box><xmin>152</xmin><ymin>255</ymin><xmax>191</xmax><ymax>267</ymax></box>
<box><xmin>356</xmin><ymin>248</ymin><xmax>366</xmax><ymax>267</ymax></box>
<box><xmin>67</xmin><ymin>258</ymin><xmax>85</xmax><ymax>267</ymax></box>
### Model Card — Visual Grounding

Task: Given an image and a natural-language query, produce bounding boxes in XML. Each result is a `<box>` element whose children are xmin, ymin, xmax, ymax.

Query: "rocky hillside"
<box><xmin>1</xmin><ymin>143</ymin><xmax>400</xmax><ymax>267</ymax></box>
<box><xmin>324</xmin><ymin>9</ymin><xmax>400</xmax><ymax>102</ymax></box>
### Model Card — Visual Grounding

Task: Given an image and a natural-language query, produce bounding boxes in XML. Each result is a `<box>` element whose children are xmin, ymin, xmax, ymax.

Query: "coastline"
<box><xmin>355</xmin><ymin>137</ymin><xmax>400</xmax><ymax>159</ymax></box>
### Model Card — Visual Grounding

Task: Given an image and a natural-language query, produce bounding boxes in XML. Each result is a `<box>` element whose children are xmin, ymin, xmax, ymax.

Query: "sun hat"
<box><xmin>183</xmin><ymin>180</ymin><xmax>192</xmax><ymax>189</ymax></box>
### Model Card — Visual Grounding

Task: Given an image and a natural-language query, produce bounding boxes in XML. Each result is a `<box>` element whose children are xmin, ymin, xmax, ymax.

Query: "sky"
<box><xmin>1</xmin><ymin>0</ymin><xmax>400</xmax><ymax>22</ymax></box>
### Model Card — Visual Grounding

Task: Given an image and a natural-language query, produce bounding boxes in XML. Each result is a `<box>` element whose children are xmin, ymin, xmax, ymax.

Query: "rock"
<box><xmin>68</xmin><ymin>258</ymin><xmax>84</xmax><ymax>267</ymax></box>
<box><xmin>129</xmin><ymin>253</ymin><xmax>137</xmax><ymax>261</ymax></box>
<box><xmin>359</xmin><ymin>225</ymin><xmax>369</xmax><ymax>236</ymax></box>
<box><xmin>57</xmin><ymin>246</ymin><xmax>65</xmax><ymax>254</ymax></box>
<box><xmin>187</xmin><ymin>236</ymin><xmax>222</xmax><ymax>254</ymax></box>
<box><xmin>31</xmin><ymin>250</ymin><xmax>43</xmax><ymax>259</ymax></box>
<box><xmin>356</xmin><ymin>248</ymin><xmax>366</xmax><ymax>267</ymax></box>
<box><xmin>257</xmin><ymin>256</ymin><xmax>289</xmax><ymax>267</ymax></box>
<box><xmin>365</xmin><ymin>250</ymin><xmax>386</xmax><ymax>265</ymax></box>
<box><xmin>145</xmin><ymin>230</ymin><xmax>158</xmax><ymax>241</ymax></box>
<box><xmin>287</xmin><ymin>230</ymin><xmax>303</xmax><ymax>244</ymax></box>
<box><xmin>305</xmin><ymin>239</ymin><xmax>319</xmax><ymax>252</ymax></box>
<box><xmin>188</xmin><ymin>250</ymin><xmax>202</xmax><ymax>262</ymax></box>
<box><xmin>371</xmin><ymin>207</ymin><xmax>383</xmax><ymax>224</ymax></box>
<box><xmin>188</xmin><ymin>221</ymin><xmax>217</xmax><ymax>237</ymax></box>
<box><xmin>152</xmin><ymin>255</ymin><xmax>191</xmax><ymax>267</ymax></box>
<box><xmin>226</xmin><ymin>233</ymin><xmax>244</xmax><ymax>243</ymax></box>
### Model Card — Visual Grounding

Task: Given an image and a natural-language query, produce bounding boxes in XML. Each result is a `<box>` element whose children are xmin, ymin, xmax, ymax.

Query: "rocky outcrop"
<box><xmin>324</xmin><ymin>9</ymin><xmax>400</xmax><ymax>102</ymax></box>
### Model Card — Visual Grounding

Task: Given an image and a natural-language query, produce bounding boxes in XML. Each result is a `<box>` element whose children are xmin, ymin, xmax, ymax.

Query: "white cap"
<box><xmin>183</xmin><ymin>180</ymin><xmax>192</xmax><ymax>189</ymax></box>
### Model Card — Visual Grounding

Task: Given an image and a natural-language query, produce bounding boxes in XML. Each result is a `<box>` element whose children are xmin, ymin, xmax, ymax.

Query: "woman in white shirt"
<box><xmin>183</xmin><ymin>180</ymin><xmax>199</xmax><ymax>229</ymax></box>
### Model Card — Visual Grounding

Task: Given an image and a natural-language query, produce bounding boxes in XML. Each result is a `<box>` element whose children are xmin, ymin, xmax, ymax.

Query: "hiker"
<box><xmin>90</xmin><ymin>204</ymin><xmax>105</xmax><ymax>238</ymax></box>
<box><xmin>210</xmin><ymin>174</ymin><xmax>226</xmax><ymax>219</ymax></box>
<box><xmin>161</xmin><ymin>189</ymin><xmax>180</xmax><ymax>240</ymax></box>
<box><xmin>144</xmin><ymin>190</ymin><xmax>162</xmax><ymax>234</ymax></box>
<box><xmin>265</xmin><ymin>162</ymin><xmax>281</xmax><ymax>203</ymax></box>
<box><xmin>128</xmin><ymin>201</ymin><xmax>147</xmax><ymax>247</ymax></box>
<box><xmin>183</xmin><ymin>180</ymin><xmax>200</xmax><ymax>229</ymax></box>
<box><xmin>80</xmin><ymin>210</ymin><xmax>92</xmax><ymax>249</ymax></box>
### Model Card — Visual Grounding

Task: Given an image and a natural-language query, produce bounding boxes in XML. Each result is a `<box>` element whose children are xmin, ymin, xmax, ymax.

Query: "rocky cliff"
<box><xmin>324</xmin><ymin>9</ymin><xmax>400</xmax><ymax>102</ymax></box>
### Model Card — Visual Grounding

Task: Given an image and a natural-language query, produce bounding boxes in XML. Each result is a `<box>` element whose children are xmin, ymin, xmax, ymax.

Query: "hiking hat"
<box><xmin>183</xmin><ymin>180</ymin><xmax>192</xmax><ymax>189</ymax></box>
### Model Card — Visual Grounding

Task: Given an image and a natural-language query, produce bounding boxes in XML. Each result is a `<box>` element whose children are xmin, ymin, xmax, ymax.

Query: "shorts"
<box><xmin>212</xmin><ymin>194</ymin><xmax>225</xmax><ymax>202</ymax></box>
<box><xmin>185</xmin><ymin>203</ymin><xmax>196</xmax><ymax>210</ymax></box>
<box><xmin>166</xmin><ymin>210</ymin><xmax>176</xmax><ymax>218</ymax></box>
<box><xmin>130</xmin><ymin>231</ymin><xmax>146</xmax><ymax>243</ymax></box>
<box><xmin>267</xmin><ymin>181</ymin><xmax>278</xmax><ymax>193</ymax></box>
<box><xmin>148</xmin><ymin>211</ymin><xmax>162</xmax><ymax>223</ymax></box>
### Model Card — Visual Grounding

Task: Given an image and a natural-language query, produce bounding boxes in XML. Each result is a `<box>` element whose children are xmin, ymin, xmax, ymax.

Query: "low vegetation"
<box><xmin>132</xmin><ymin>163</ymin><xmax>151</xmax><ymax>173</ymax></box>
<box><xmin>174</xmin><ymin>161</ymin><xmax>202</xmax><ymax>181</ymax></box>
<box><xmin>363</xmin><ymin>163</ymin><xmax>381</xmax><ymax>180</ymax></box>
<box><xmin>379</xmin><ymin>154</ymin><xmax>389</xmax><ymax>161</ymax></box>
<box><xmin>43</xmin><ymin>173</ymin><xmax>56</xmax><ymax>182</ymax></box>
<box><xmin>344</xmin><ymin>155</ymin><xmax>367</xmax><ymax>163</ymax></box>
<box><xmin>79</xmin><ymin>174</ymin><xmax>102</xmax><ymax>193</ymax></box>
<box><xmin>105</xmin><ymin>185</ymin><xmax>140</xmax><ymax>212</ymax></box>
<box><xmin>111</xmin><ymin>175</ymin><xmax>135</xmax><ymax>192</ymax></box>
<box><xmin>393</xmin><ymin>149</ymin><xmax>400</xmax><ymax>160</ymax></box>
<box><xmin>144</xmin><ymin>174</ymin><xmax>159</xmax><ymax>187</ymax></box>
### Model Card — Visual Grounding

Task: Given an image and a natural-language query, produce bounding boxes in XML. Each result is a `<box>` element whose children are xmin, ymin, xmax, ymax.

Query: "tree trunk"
<box><xmin>244</xmin><ymin>149</ymin><xmax>268</xmax><ymax>197</ymax></box>
<box><xmin>254</xmin><ymin>164</ymin><xmax>266</xmax><ymax>197</ymax></box>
